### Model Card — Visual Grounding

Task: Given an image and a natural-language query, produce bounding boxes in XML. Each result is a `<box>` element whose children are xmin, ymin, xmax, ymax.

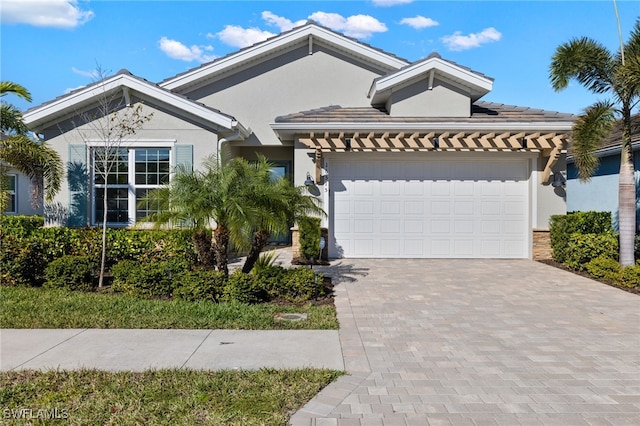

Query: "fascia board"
<box><xmin>566</xmin><ymin>140</ymin><xmax>640</xmax><ymax>163</ymax></box>
<box><xmin>24</xmin><ymin>74</ymin><xmax>237</xmax><ymax>132</ymax></box>
<box><xmin>368</xmin><ymin>58</ymin><xmax>493</xmax><ymax>100</ymax></box>
<box><xmin>161</xmin><ymin>25</ymin><xmax>408</xmax><ymax>91</ymax></box>
<box><xmin>271</xmin><ymin>121</ymin><xmax>575</xmax><ymax>136</ymax></box>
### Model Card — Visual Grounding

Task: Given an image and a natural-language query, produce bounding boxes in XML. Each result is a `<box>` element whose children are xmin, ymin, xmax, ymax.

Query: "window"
<box><xmin>92</xmin><ymin>148</ymin><xmax>170</xmax><ymax>225</ymax></box>
<box><xmin>2</xmin><ymin>174</ymin><xmax>17</xmax><ymax>214</ymax></box>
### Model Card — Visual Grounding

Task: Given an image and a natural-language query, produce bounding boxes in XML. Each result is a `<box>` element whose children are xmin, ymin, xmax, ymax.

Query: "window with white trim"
<box><xmin>92</xmin><ymin>147</ymin><xmax>170</xmax><ymax>225</ymax></box>
<box><xmin>3</xmin><ymin>174</ymin><xmax>17</xmax><ymax>214</ymax></box>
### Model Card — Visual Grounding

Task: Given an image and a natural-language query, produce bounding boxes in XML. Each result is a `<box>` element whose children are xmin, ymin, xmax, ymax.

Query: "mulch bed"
<box><xmin>537</xmin><ymin>259</ymin><xmax>640</xmax><ymax>295</ymax></box>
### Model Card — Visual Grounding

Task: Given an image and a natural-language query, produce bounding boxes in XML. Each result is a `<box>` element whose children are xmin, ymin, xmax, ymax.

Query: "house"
<box><xmin>23</xmin><ymin>21</ymin><xmax>575</xmax><ymax>259</ymax></box>
<box><xmin>0</xmin><ymin>132</ymin><xmax>42</xmax><ymax>217</ymax></box>
<box><xmin>567</xmin><ymin>114</ymin><xmax>640</xmax><ymax>229</ymax></box>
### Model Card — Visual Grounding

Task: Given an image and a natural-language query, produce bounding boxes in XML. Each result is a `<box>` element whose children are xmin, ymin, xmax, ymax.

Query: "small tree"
<box><xmin>76</xmin><ymin>68</ymin><xmax>153</xmax><ymax>287</ymax></box>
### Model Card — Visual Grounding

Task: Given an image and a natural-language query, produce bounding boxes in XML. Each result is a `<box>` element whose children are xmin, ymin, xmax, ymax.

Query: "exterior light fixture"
<box><xmin>551</xmin><ymin>172</ymin><xmax>565</xmax><ymax>188</ymax></box>
<box><xmin>304</xmin><ymin>172</ymin><xmax>315</xmax><ymax>186</ymax></box>
<box><xmin>433</xmin><ymin>137</ymin><xmax>439</xmax><ymax>149</ymax></box>
<box><xmin>345</xmin><ymin>138</ymin><xmax>351</xmax><ymax>151</ymax></box>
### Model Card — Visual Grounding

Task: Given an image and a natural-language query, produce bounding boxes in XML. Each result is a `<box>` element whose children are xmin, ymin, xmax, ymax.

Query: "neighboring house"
<box><xmin>23</xmin><ymin>21</ymin><xmax>574</xmax><ymax>259</ymax></box>
<box><xmin>0</xmin><ymin>133</ymin><xmax>42</xmax><ymax>217</ymax></box>
<box><xmin>567</xmin><ymin>114</ymin><xmax>640</xmax><ymax>229</ymax></box>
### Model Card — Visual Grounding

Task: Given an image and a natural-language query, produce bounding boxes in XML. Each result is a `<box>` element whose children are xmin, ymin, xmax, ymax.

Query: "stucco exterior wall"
<box><xmin>3</xmin><ymin>169</ymin><xmax>42</xmax><ymax>216</ymax></box>
<box><xmin>185</xmin><ymin>44</ymin><xmax>388</xmax><ymax>152</ymax></box>
<box><xmin>40</xmin><ymin>100</ymin><xmax>218</xmax><ymax>225</ymax></box>
<box><xmin>535</xmin><ymin>154</ymin><xmax>567</xmax><ymax>229</ymax></box>
<box><xmin>386</xmin><ymin>78</ymin><xmax>470</xmax><ymax>117</ymax></box>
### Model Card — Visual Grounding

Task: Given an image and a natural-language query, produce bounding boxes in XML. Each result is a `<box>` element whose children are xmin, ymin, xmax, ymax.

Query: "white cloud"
<box><xmin>215</xmin><ymin>25</ymin><xmax>276</xmax><ymax>48</ymax></box>
<box><xmin>71</xmin><ymin>67</ymin><xmax>99</xmax><ymax>79</ymax></box>
<box><xmin>308</xmin><ymin>12</ymin><xmax>387</xmax><ymax>39</ymax></box>
<box><xmin>372</xmin><ymin>0</ymin><xmax>413</xmax><ymax>7</ymax></box>
<box><xmin>400</xmin><ymin>16</ymin><xmax>439</xmax><ymax>29</ymax></box>
<box><xmin>441</xmin><ymin>27</ymin><xmax>502</xmax><ymax>51</ymax></box>
<box><xmin>158</xmin><ymin>37</ymin><xmax>216</xmax><ymax>63</ymax></box>
<box><xmin>64</xmin><ymin>85</ymin><xmax>87</xmax><ymax>94</ymax></box>
<box><xmin>261</xmin><ymin>11</ymin><xmax>305</xmax><ymax>32</ymax></box>
<box><xmin>1</xmin><ymin>0</ymin><xmax>94</xmax><ymax>28</ymax></box>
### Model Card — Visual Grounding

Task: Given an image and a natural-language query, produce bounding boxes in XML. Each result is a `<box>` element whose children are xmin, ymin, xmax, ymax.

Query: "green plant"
<box><xmin>222</xmin><ymin>271</ymin><xmax>267</xmax><ymax>304</ymax></box>
<box><xmin>253</xmin><ymin>265</ymin><xmax>287</xmax><ymax>298</ymax></box>
<box><xmin>44</xmin><ymin>255</ymin><xmax>96</xmax><ymax>291</ymax></box>
<box><xmin>549</xmin><ymin>211</ymin><xmax>612</xmax><ymax>263</ymax></box>
<box><xmin>298</xmin><ymin>216</ymin><xmax>321</xmax><ymax>260</ymax></box>
<box><xmin>619</xmin><ymin>265</ymin><xmax>640</xmax><ymax>288</ymax></box>
<box><xmin>173</xmin><ymin>269</ymin><xmax>226</xmax><ymax>302</ymax></box>
<box><xmin>111</xmin><ymin>259</ymin><xmax>189</xmax><ymax>298</ymax></box>
<box><xmin>0</xmin><ymin>215</ymin><xmax>43</xmax><ymax>237</ymax></box>
<box><xmin>565</xmin><ymin>232</ymin><xmax>618</xmax><ymax>270</ymax></box>
<box><xmin>279</xmin><ymin>268</ymin><xmax>326</xmax><ymax>303</ymax></box>
<box><xmin>0</xmin><ymin>236</ymin><xmax>50</xmax><ymax>286</ymax></box>
<box><xmin>585</xmin><ymin>256</ymin><xmax>621</xmax><ymax>282</ymax></box>
<box><xmin>253</xmin><ymin>251</ymin><xmax>280</xmax><ymax>273</ymax></box>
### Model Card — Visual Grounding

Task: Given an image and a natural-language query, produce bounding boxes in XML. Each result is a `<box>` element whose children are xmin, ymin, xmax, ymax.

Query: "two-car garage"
<box><xmin>327</xmin><ymin>153</ymin><xmax>532</xmax><ymax>259</ymax></box>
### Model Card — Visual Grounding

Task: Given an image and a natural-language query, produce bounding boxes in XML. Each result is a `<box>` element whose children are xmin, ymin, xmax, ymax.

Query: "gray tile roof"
<box><xmin>160</xmin><ymin>20</ymin><xmax>409</xmax><ymax>87</ymax></box>
<box><xmin>24</xmin><ymin>69</ymin><xmax>237</xmax><ymax>122</ymax></box>
<box><xmin>597</xmin><ymin>113</ymin><xmax>640</xmax><ymax>150</ymax></box>
<box><xmin>274</xmin><ymin>102</ymin><xmax>576</xmax><ymax>124</ymax></box>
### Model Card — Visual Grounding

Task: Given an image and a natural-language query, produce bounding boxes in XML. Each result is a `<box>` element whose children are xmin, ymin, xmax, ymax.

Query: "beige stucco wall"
<box><xmin>386</xmin><ymin>78</ymin><xmax>471</xmax><ymax>117</ymax></box>
<box><xmin>535</xmin><ymin>154</ymin><xmax>567</xmax><ymax>229</ymax></box>
<box><xmin>41</xmin><ymin>99</ymin><xmax>218</xmax><ymax>225</ymax></box>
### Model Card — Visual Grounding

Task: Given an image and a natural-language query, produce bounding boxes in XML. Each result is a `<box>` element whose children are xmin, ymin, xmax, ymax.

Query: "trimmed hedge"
<box><xmin>111</xmin><ymin>258</ymin><xmax>190</xmax><ymax>297</ymax></box>
<box><xmin>564</xmin><ymin>232</ymin><xmax>618</xmax><ymax>271</ymax></box>
<box><xmin>549</xmin><ymin>211</ymin><xmax>612</xmax><ymax>263</ymax></box>
<box><xmin>173</xmin><ymin>270</ymin><xmax>226</xmax><ymax>302</ymax></box>
<box><xmin>298</xmin><ymin>216</ymin><xmax>321</xmax><ymax>260</ymax></box>
<box><xmin>44</xmin><ymin>255</ymin><xmax>97</xmax><ymax>291</ymax></box>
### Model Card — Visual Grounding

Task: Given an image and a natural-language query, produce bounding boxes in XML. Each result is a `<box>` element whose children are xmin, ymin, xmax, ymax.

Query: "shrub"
<box><xmin>278</xmin><ymin>268</ymin><xmax>326</xmax><ymax>303</ymax></box>
<box><xmin>222</xmin><ymin>271</ymin><xmax>266</xmax><ymax>304</ymax></box>
<box><xmin>585</xmin><ymin>256</ymin><xmax>621</xmax><ymax>283</ymax></box>
<box><xmin>173</xmin><ymin>270</ymin><xmax>226</xmax><ymax>302</ymax></box>
<box><xmin>0</xmin><ymin>237</ymin><xmax>50</xmax><ymax>286</ymax></box>
<box><xmin>253</xmin><ymin>265</ymin><xmax>287</xmax><ymax>298</ymax></box>
<box><xmin>619</xmin><ymin>265</ymin><xmax>640</xmax><ymax>288</ymax></box>
<box><xmin>44</xmin><ymin>255</ymin><xmax>97</xmax><ymax>291</ymax></box>
<box><xmin>549</xmin><ymin>211</ymin><xmax>612</xmax><ymax>263</ymax></box>
<box><xmin>298</xmin><ymin>217</ymin><xmax>321</xmax><ymax>260</ymax></box>
<box><xmin>0</xmin><ymin>215</ymin><xmax>44</xmax><ymax>238</ymax></box>
<box><xmin>564</xmin><ymin>232</ymin><xmax>618</xmax><ymax>271</ymax></box>
<box><xmin>111</xmin><ymin>259</ymin><xmax>189</xmax><ymax>297</ymax></box>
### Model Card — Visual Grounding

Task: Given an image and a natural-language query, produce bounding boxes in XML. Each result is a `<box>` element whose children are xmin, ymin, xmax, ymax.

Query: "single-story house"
<box><xmin>567</xmin><ymin>114</ymin><xmax>640</xmax><ymax>229</ymax></box>
<box><xmin>23</xmin><ymin>21</ymin><xmax>575</xmax><ymax>259</ymax></box>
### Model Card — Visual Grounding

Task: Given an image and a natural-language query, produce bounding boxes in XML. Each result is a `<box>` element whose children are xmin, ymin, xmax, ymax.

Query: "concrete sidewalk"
<box><xmin>0</xmin><ymin>329</ymin><xmax>344</xmax><ymax>372</ymax></box>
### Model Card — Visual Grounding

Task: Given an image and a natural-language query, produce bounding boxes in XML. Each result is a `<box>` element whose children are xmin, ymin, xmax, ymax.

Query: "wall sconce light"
<box><xmin>433</xmin><ymin>137</ymin><xmax>439</xmax><ymax>149</ymax></box>
<box><xmin>304</xmin><ymin>172</ymin><xmax>315</xmax><ymax>186</ymax></box>
<box><xmin>551</xmin><ymin>172</ymin><xmax>565</xmax><ymax>188</ymax></box>
<box><xmin>345</xmin><ymin>138</ymin><xmax>351</xmax><ymax>151</ymax></box>
<box><xmin>521</xmin><ymin>138</ymin><xmax>527</xmax><ymax>149</ymax></box>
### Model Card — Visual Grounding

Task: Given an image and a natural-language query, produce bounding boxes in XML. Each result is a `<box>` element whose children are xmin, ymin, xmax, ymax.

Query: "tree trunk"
<box><xmin>242</xmin><ymin>229</ymin><xmax>271</xmax><ymax>273</ymax></box>
<box><xmin>618</xmin><ymin>108</ymin><xmax>636</xmax><ymax>266</ymax></box>
<box><xmin>213</xmin><ymin>225</ymin><xmax>230</xmax><ymax>276</ymax></box>
<box><xmin>192</xmin><ymin>228</ymin><xmax>215</xmax><ymax>269</ymax></box>
<box><xmin>98</xmin><ymin>182</ymin><xmax>108</xmax><ymax>288</ymax></box>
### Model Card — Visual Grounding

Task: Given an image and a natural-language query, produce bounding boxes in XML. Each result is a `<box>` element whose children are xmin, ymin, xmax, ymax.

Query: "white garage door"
<box><xmin>329</xmin><ymin>155</ymin><xmax>529</xmax><ymax>258</ymax></box>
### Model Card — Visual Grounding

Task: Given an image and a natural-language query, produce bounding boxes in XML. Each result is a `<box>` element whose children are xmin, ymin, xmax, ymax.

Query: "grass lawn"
<box><xmin>0</xmin><ymin>286</ymin><xmax>338</xmax><ymax>330</ymax></box>
<box><xmin>0</xmin><ymin>368</ymin><xmax>343</xmax><ymax>425</ymax></box>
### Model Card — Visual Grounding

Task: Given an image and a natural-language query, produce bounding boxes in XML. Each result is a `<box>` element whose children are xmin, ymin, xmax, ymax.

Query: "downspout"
<box><xmin>217</xmin><ymin>129</ymin><xmax>242</xmax><ymax>166</ymax></box>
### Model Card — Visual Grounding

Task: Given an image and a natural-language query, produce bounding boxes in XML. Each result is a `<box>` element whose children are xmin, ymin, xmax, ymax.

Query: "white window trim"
<box><xmin>90</xmin><ymin>144</ymin><xmax>174</xmax><ymax>227</ymax></box>
<box><xmin>4</xmin><ymin>174</ymin><xmax>17</xmax><ymax>214</ymax></box>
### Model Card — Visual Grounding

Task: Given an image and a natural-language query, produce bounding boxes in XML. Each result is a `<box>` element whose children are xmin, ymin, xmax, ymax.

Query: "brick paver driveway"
<box><xmin>291</xmin><ymin>259</ymin><xmax>640</xmax><ymax>426</ymax></box>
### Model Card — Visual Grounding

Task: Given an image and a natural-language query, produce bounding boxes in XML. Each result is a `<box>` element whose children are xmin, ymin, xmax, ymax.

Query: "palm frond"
<box><xmin>550</xmin><ymin>37</ymin><xmax>614</xmax><ymax>94</ymax></box>
<box><xmin>571</xmin><ymin>101</ymin><xmax>617</xmax><ymax>181</ymax></box>
<box><xmin>0</xmin><ymin>81</ymin><xmax>32</xmax><ymax>102</ymax></box>
<box><xmin>0</xmin><ymin>103</ymin><xmax>30</xmax><ymax>135</ymax></box>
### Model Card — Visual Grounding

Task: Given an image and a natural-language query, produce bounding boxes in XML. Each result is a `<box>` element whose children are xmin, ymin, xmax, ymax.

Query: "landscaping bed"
<box><xmin>538</xmin><ymin>258</ymin><xmax>640</xmax><ymax>295</ymax></box>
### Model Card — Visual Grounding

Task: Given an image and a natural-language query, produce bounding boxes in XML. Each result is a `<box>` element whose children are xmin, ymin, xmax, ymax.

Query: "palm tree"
<box><xmin>550</xmin><ymin>19</ymin><xmax>640</xmax><ymax>266</ymax></box>
<box><xmin>237</xmin><ymin>156</ymin><xmax>325</xmax><ymax>273</ymax></box>
<box><xmin>141</xmin><ymin>155</ymin><xmax>256</xmax><ymax>276</ymax></box>
<box><xmin>0</xmin><ymin>81</ymin><xmax>63</xmax><ymax>210</ymax></box>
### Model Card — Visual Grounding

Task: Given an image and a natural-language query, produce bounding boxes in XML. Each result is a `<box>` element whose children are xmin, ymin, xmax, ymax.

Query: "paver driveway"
<box><xmin>291</xmin><ymin>259</ymin><xmax>640</xmax><ymax>426</ymax></box>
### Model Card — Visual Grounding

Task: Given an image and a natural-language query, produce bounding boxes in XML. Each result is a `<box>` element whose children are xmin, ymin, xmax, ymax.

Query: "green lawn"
<box><xmin>0</xmin><ymin>368</ymin><xmax>343</xmax><ymax>425</ymax></box>
<box><xmin>0</xmin><ymin>286</ymin><xmax>338</xmax><ymax>330</ymax></box>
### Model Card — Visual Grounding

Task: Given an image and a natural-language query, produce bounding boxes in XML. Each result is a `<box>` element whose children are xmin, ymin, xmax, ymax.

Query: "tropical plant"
<box><xmin>238</xmin><ymin>156</ymin><xmax>325</xmax><ymax>273</ymax></box>
<box><xmin>141</xmin><ymin>155</ymin><xmax>256</xmax><ymax>276</ymax></box>
<box><xmin>550</xmin><ymin>19</ymin><xmax>640</xmax><ymax>266</ymax></box>
<box><xmin>0</xmin><ymin>81</ymin><xmax>63</xmax><ymax>211</ymax></box>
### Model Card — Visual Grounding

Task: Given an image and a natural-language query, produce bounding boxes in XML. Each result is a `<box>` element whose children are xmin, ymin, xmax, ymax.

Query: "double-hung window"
<box><xmin>2</xmin><ymin>174</ymin><xmax>17</xmax><ymax>214</ymax></box>
<box><xmin>92</xmin><ymin>147</ymin><xmax>171</xmax><ymax>225</ymax></box>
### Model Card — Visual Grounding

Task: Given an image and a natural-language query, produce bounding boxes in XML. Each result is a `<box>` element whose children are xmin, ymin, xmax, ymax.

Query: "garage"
<box><xmin>328</xmin><ymin>154</ymin><xmax>530</xmax><ymax>258</ymax></box>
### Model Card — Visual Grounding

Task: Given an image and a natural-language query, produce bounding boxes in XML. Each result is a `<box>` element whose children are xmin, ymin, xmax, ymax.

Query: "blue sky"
<box><xmin>1</xmin><ymin>0</ymin><xmax>638</xmax><ymax>115</ymax></box>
